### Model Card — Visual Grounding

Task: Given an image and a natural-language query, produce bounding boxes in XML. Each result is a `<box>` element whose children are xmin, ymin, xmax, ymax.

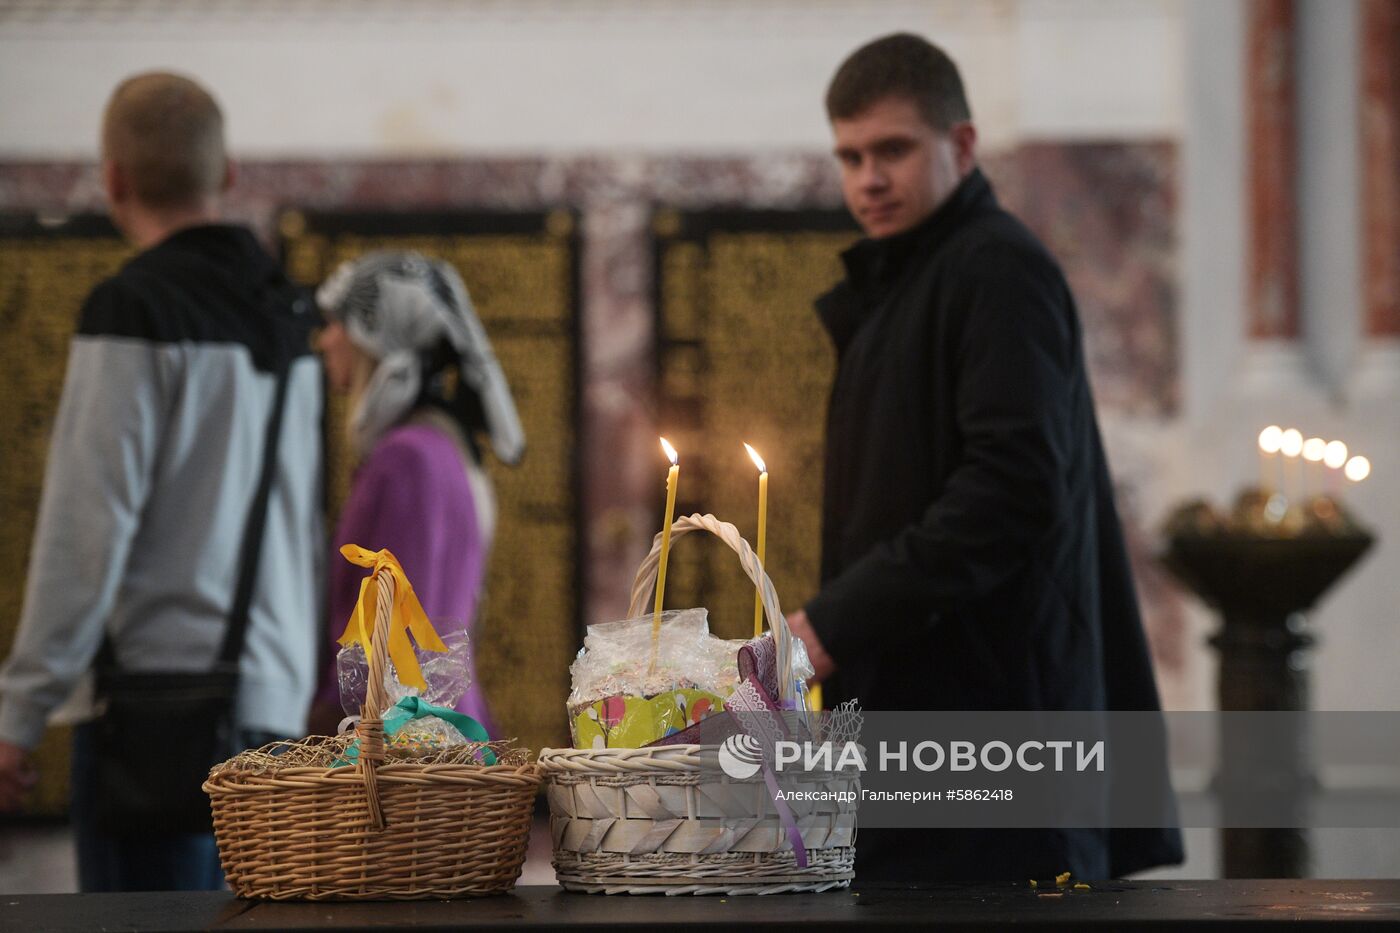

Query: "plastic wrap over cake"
<box><xmin>337</xmin><ymin>628</ymin><xmax>474</xmax><ymax>750</ymax></box>
<box><xmin>567</xmin><ymin>609</ymin><xmax>745</xmax><ymax>748</ymax></box>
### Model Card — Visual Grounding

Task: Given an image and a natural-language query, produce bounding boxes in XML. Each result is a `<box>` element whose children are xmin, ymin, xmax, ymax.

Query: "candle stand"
<box><xmin>1161</xmin><ymin>528</ymin><xmax>1374</xmax><ymax>878</ymax></box>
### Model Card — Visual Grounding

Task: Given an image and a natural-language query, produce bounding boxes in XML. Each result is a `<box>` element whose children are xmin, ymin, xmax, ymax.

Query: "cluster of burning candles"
<box><xmin>1256</xmin><ymin>425</ymin><xmax>1371</xmax><ymax>501</ymax></box>
<box><xmin>648</xmin><ymin>437</ymin><xmax>821</xmax><ymax>708</ymax></box>
<box><xmin>648</xmin><ymin>437</ymin><xmax>772</xmax><ymax>641</ymax></box>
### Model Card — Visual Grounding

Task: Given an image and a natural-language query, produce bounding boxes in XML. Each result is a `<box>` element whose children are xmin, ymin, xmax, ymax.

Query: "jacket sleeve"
<box><xmin>805</xmin><ymin>242</ymin><xmax>1078</xmax><ymax>669</ymax></box>
<box><xmin>0</xmin><ymin>279</ymin><xmax>178</xmax><ymax>748</ymax></box>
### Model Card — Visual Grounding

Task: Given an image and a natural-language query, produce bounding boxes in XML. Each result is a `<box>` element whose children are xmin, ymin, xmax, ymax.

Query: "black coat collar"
<box><xmin>816</xmin><ymin>168</ymin><xmax>995</xmax><ymax>352</ymax></box>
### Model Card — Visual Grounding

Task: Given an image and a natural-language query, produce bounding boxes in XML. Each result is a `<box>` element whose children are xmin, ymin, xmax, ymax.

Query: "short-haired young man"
<box><xmin>785</xmin><ymin>33</ymin><xmax>1183</xmax><ymax>880</ymax></box>
<box><xmin>0</xmin><ymin>73</ymin><xmax>324</xmax><ymax>891</ymax></box>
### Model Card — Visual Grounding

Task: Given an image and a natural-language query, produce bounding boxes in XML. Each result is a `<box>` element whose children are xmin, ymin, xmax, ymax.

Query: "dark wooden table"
<box><xmin>6</xmin><ymin>880</ymin><xmax>1400</xmax><ymax>931</ymax></box>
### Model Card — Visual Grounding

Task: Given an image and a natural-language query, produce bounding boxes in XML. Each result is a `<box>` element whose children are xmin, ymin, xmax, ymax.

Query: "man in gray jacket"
<box><xmin>0</xmin><ymin>73</ymin><xmax>323</xmax><ymax>890</ymax></box>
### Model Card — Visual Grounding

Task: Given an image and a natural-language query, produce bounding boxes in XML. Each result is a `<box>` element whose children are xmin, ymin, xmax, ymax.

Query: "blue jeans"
<box><xmin>70</xmin><ymin>720</ymin><xmax>280</xmax><ymax>892</ymax></box>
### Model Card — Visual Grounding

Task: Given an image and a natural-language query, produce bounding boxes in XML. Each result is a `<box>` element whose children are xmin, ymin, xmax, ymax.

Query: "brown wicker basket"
<box><xmin>541</xmin><ymin>512</ymin><xmax>858</xmax><ymax>895</ymax></box>
<box><xmin>203</xmin><ymin>568</ymin><xmax>541</xmax><ymax>900</ymax></box>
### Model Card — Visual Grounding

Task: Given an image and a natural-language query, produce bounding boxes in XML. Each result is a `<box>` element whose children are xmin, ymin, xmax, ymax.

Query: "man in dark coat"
<box><xmin>785</xmin><ymin>33</ymin><xmax>1183</xmax><ymax>881</ymax></box>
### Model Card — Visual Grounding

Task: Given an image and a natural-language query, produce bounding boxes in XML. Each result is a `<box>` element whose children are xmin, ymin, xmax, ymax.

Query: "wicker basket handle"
<box><xmin>625</xmin><ymin>512</ymin><xmax>798</xmax><ymax>706</ymax></box>
<box><xmin>352</xmin><ymin>569</ymin><xmax>396</xmax><ymax>830</ymax></box>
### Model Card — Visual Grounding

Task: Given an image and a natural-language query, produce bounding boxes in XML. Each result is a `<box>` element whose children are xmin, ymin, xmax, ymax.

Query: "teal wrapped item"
<box><xmin>338</xmin><ymin>695</ymin><xmax>495</xmax><ymax>767</ymax></box>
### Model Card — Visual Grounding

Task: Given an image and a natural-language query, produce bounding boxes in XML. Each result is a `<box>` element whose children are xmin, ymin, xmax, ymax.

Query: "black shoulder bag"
<box><xmin>92</xmin><ymin>361</ymin><xmax>292</xmax><ymax>835</ymax></box>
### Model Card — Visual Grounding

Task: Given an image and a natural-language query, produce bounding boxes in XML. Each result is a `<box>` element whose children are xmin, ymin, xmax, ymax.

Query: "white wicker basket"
<box><xmin>540</xmin><ymin>513</ymin><xmax>858</xmax><ymax>895</ymax></box>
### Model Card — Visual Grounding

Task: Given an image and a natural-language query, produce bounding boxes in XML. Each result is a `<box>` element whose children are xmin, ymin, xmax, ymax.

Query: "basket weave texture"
<box><xmin>203</xmin><ymin>569</ymin><xmax>541</xmax><ymax>900</ymax></box>
<box><xmin>541</xmin><ymin>513</ymin><xmax>858</xmax><ymax>895</ymax></box>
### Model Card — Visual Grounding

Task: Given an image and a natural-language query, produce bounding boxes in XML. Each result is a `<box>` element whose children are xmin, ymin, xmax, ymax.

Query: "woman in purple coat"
<box><xmin>310</xmin><ymin>252</ymin><xmax>524</xmax><ymax>737</ymax></box>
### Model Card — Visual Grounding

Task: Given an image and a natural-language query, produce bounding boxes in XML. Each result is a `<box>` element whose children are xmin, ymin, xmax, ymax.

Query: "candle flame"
<box><xmin>744</xmin><ymin>442</ymin><xmax>767</xmax><ymax>474</ymax></box>
<box><xmin>1280</xmin><ymin>428</ymin><xmax>1304</xmax><ymax>458</ymax></box>
<box><xmin>1258</xmin><ymin>425</ymin><xmax>1283</xmax><ymax>454</ymax></box>
<box><xmin>1302</xmin><ymin>437</ymin><xmax>1326</xmax><ymax>462</ymax></box>
<box><xmin>1323</xmin><ymin>440</ymin><xmax>1348</xmax><ymax>469</ymax></box>
<box><xmin>660</xmin><ymin>436</ymin><xmax>678</xmax><ymax>465</ymax></box>
<box><xmin>1345</xmin><ymin>456</ymin><xmax>1371</xmax><ymax>482</ymax></box>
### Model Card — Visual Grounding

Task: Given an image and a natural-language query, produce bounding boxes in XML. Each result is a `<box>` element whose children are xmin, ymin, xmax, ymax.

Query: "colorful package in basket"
<box><xmin>567</xmin><ymin>608</ymin><xmax>745</xmax><ymax>748</ymax></box>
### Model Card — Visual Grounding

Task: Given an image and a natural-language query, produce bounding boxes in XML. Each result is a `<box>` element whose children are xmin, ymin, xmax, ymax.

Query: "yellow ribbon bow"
<box><xmin>336</xmin><ymin>544</ymin><xmax>447</xmax><ymax>691</ymax></box>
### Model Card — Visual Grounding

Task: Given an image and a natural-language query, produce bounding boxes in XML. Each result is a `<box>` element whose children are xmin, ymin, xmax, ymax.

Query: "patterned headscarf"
<box><xmin>317</xmin><ymin>251</ymin><xmax>525</xmax><ymax>464</ymax></box>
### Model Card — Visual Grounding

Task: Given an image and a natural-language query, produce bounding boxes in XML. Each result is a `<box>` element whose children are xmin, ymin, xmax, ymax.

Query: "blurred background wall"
<box><xmin>0</xmin><ymin>0</ymin><xmax>1396</xmax><ymax>885</ymax></box>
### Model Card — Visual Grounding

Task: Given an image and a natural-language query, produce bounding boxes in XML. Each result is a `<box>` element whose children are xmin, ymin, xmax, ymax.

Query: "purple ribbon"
<box><xmin>758</xmin><ymin>746</ymin><xmax>809</xmax><ymax>867</ymax></box>
<box><xmin>644</xmin><ymin>634</ymin><xmax>810</xmax><ymax>868</ymax></box>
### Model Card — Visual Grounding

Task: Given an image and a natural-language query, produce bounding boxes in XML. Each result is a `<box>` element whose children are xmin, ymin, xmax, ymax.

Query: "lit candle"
<box><xmin>1323</xmin><ymin>440</ymin><xmax>1348</xmax><ymax>495</ymax></box>
<box><xmin>1302</xmin><ymin>437</ymin><xmax>1326</xmax><ymax>500</ymax></box>
<box><xmin>1344</xmin><ymin>455</ymin><xmax>1371</xmax><ymax>483</ymax></box>
<box><xmin>1280</xmin><ymin>428</ymin><xmax>1304</xmax><ymax>502</ymax></box>
<box><xmin>744</xmin><ymin>443</ymin><xmax>768</xmax><ymax>638</ymax></box>
<box><xmin>1258</xmin><ymin>425</ymin><xmax>1283</xmax><ymax>493</ymax></box>
<box><xmin>650</xmin><ymin>437</ymin><xmax>680</xmax><ymax>670</ymax></box>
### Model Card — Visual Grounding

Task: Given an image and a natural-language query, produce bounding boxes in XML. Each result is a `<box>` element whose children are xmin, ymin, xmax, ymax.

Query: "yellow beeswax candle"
<box><xmin>745</xmin><ymin>443</ymin><xmax>768</xmax><ymax>638</ymax></box>
<box><xmin>650</xmin><ymin>438</ymin><xmax>680</xmax><ymax>671</ymax></box>
<box><xmin>1280</xmin><ymin>428</ymin><xmax>1303</xmax><ymax>502</ymax></box>
<box><xmin>1258</xmin><ymin>425</ymin><xmax>1282</xmax><ymax>494</ymax></box>
<box><xmin>1323</xmin><ymin>440</ymin><xmax>1348</xmax><ymax>495</ymax></box>
<box><xmin>1302</xmin><ymin>437</ymin><xmax>1326</xmax><ymax>499</ymax></box>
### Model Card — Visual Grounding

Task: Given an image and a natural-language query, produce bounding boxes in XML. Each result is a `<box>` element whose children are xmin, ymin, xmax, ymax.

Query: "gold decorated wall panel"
<box><xmin>652</xmin><ymin>210</ymin><xmax>857</xmax><ymax>642</ymax></box>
